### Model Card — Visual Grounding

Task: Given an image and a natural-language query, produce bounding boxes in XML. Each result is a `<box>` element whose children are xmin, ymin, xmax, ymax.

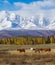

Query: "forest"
<box><xmin>0</xmin><ymin>36</ymin><xmax>55</xmax><ymax>45</ymax></box>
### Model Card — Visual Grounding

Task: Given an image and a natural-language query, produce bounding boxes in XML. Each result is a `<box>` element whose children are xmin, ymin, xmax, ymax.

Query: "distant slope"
<box><xmin>0</xmin><ymin>30</ymin><xmax>55</xmax><ymax>38</ymax></box>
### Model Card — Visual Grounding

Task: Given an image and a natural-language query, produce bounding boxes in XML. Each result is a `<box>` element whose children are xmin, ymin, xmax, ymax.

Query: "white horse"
<box><xmin>30</xmin><ymin>48</ymin><xmax>33</xmax><ymax>51</ymax></box>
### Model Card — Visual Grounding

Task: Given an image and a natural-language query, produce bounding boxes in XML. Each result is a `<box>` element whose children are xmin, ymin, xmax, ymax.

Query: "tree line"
<box><xmin>0</xmin><ymin>36</ymin><xmax>55</xmax><ymax>45</ymax></box>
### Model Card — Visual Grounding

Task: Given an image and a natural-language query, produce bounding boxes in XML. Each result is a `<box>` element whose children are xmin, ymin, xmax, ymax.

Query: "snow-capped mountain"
<box><xmin>0</xmin><ymin>11</ymin><xmax>55</xmax><ymax>30</ymax></box>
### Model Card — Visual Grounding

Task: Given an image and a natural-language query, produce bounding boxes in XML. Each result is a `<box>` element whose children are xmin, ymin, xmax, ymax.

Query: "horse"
<box><xmin>35</xmin><ymin>48</ymin><xmax>51</xmax><ymax>53</ymax></box>
<box><xmin>35</xmin><ymin>48</ymin><xmax>41</xmax><ymax>53</ymax></box>
<box><xmin>43</xmin><ymin>48</ymin><xmax>51</xmax><ymax>52</ymax></box>
<box><xmin>17</xmin><ymin>48</ymin><xmax>25</xmax><ymax>53</ymax></box>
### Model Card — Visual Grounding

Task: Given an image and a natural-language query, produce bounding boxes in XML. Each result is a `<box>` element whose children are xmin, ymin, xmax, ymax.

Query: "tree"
<box><xmin>46</xmin><ymin>36</ymin><xmax>50</xmax><ymax>44</ymax></box>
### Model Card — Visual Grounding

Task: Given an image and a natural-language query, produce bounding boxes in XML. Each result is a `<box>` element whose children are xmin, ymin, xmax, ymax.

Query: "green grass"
<box><xmin>0</xmin><ymin>44</ymin><xmax>55</xmax><ymax>50</ymax></box>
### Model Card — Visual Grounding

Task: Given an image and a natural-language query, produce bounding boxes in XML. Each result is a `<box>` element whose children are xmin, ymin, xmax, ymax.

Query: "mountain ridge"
<box><xmin>0</xmin><ymin>11</ymin><xmax>55</xmax><ymax>30</ymax></box>
<box><xmin>0</xmin><ymin>30</ymin><xmax>55</xmax><ymax>38</ymax></box>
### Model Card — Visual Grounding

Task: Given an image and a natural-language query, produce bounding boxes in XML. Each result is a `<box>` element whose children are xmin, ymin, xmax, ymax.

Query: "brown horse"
<box><xmin>35</xmin><ymin>48</ymin><xmax>51</xmax><ymax>53</ymax></box>
<box><xmin>35</xmin><ymin>48</ymin><xmax>41</xmax><ymax>53</ymax></box>
<box><xmin>17</xmin><ymin>48</ymin><xmax>25</xmax><ymax>53</ymax></box>
<box><xmin>43</xmin><ymin>48</ymin><xmax>51</xmax><ymax>52</ymax></box>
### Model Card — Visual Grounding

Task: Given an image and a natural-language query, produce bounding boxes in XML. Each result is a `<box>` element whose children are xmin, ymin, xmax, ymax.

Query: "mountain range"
<box><xmin>0</xmin><ymin>30</ymin><xmax>55</xmax><ymax>38</ymax></box>
<box><xmin>0</xmin><ymin>11</ymin><xmax>55</xmax><ymax>38</ymax></box>
<box><xmin>0</xmin><ymin>11</ymin><xmax>55</xmax><ymax>30</ymax></box>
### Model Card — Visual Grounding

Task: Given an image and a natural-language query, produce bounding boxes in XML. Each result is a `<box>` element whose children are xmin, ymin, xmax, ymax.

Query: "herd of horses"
<box><xmin>0</xmin><ymin>48</ymin><xmax>51</xmax><ymax>53</ymax></box>
<box><xmin>17</xmin><ymin>48</ymin><xmax>51</xmax><ymax>53</ymax></box>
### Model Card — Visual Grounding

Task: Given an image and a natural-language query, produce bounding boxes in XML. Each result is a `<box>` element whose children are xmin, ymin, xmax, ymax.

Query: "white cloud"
<box><xmin>14</xmin><ymin>2</ymin><xmax>26</xmax><ymax>7</ymax></box>
<box><xmin>3</xmin><ymin>0</ymin><xmax>9</xmax><ymax>4</ymax></box>
<box><xmin>13</xmin><ymin>0</ymin><xmax>55</xmax><ymax>19</ymax></box>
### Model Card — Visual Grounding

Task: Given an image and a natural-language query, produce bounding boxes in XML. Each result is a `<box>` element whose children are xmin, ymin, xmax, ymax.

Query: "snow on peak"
<box><xmin>10</xmin><ymin>13</ymin><xmax>16</xmax><ymax>21</ymax></box>
<box><xmin>0</xmin><ymin>11</ymin><xmax>55</xmax><ymax>30</ymax></box>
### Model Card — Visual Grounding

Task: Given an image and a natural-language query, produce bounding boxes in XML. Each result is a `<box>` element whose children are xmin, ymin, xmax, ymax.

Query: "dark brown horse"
<box><xmin>43</xmin><ymin>48</ymin><xmax>51</xmax><ymax>52</ymax></box>
<box><xmin>17</xmin><ymin>48</ymin><xmax>25</xmax><ymax>53</ymax></box>
<box><xmin>35</xmin><ymin>48</ymin><xmax>51</xmax><ymax>53</ymax></box>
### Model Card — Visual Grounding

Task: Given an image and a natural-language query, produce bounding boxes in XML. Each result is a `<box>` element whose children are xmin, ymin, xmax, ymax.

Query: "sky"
<box><xmin>0</xmin><ymin>0</ymin><xmax>44</xmax><ymax>11</ymax></box>
<box><xmin>0</xmin><ymin>0</ymin><xmax>55</xmax><ymax>30</ymax></box>
<box><xmin>0</xmin><ymin>0</ymin><xmax>55</xmax><ymax>17</ymax></box>
<box><xmin>0</xmin><ymin>0</ymin><xmax>55</xmax><ymax>16</ymax></box>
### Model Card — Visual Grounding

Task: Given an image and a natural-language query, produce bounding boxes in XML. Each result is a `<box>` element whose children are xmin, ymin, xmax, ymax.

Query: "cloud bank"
<box><xmin>13</xmin><ymin>0</ymin><xmax>55</xmax><ymax>18</ymax></box>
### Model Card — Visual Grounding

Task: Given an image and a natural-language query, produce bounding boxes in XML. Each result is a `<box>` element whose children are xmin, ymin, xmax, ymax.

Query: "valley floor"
<box><xmin>0</xmin><ymin>50</ymin><xmax>55</xmax><ymax>65</ymax></box>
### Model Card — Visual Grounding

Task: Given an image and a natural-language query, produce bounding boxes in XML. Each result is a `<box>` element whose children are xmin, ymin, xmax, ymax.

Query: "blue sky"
<box><xmin>0</xmin><ymin>0</ymin><xmax>44</xmax><ymax>10</ymax></box>
<box><xmin>0</xmin><ymin>0</ymin><xmax>55</xmax><ymax>17</ymax></box>
<box><xmin>0</xmin><ymin>0</ymin><xmax>55</xmax><ymax>21</ymax></box>
<box><xmin>0</xmin><ymin>0</ymin><xmax>55</xmax><ymax>11</ymax></box>
<box><xmin>0</xmin><ymin>0</ymin><xmax>55</xmax><ymax>16</ymax></box>
<box><xmin>5</xmin><ymin>0</ymin><xmax>43</xmax><ymax>4</ymax></box>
